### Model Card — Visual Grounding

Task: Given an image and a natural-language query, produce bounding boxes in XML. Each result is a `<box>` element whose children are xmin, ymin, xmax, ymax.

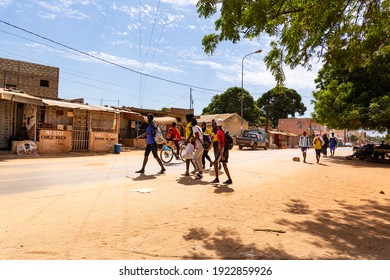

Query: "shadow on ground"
<box><xmin>276</xmin><ymin>198</ymin><xmax>390</xmax><ymax>259</ymax></box>
<box><xmin>182</xmin><ymin>227</ymin><xmax>295</xmax><ymax>260</ymax></box>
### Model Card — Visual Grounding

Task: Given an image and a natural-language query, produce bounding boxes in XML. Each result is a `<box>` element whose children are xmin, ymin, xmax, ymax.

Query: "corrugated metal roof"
<box><xmin>268</xmin><ymin>130</ymin><xmax>288</xmax><ymax>135</ymax></box>
<box><xmin>0</xmin><ymin>88</ymin><xmax>43</xmax><ymax>106</ymax></box>
<box><xmin>198</xmin><ymin>113</ymin><xmax>239</xmax><ymax>123</ymax></box>
<box><xmin>42</xmin><ymin>99</ymin><xmax>118</xmax><ymax>113</ymax></box>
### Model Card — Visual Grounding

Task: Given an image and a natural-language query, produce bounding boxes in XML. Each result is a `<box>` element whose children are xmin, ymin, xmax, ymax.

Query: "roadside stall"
<box><xmin>37</xmin><ymin>99</ymin><xmax>119</xmax><ymax>154</ymax></box>
<box><xmin>0</xmin><ymin>88</ymin><xmax>43</xmax><ymax>152</ymax></box>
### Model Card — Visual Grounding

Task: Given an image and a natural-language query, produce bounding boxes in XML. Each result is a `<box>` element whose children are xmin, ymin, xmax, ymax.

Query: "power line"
<box><xmin>0</xmin><ymin>19</ymin><xmax>224</xmax><ymax>93</ymax></box>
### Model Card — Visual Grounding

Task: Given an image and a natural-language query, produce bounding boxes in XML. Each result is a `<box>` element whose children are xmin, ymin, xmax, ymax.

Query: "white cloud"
<box><xmin>0</xmin><ymin>0</ymin><xmax>12</xmax><ymax>7</ymax></box>
<box><xmin>67</xmin><ymin>51</ymin><xmax>183</xmax><ymax>74</ymax></box>
<box><xmin>34</xmin><ymin>0</ymin><xmax>90</xmax><ymax>20</ymax></box>
<box><xmin>39</xmin><ymin>12</ymin><xmax>57</xmax><ymax>20</ymax></box>
<box><xmin>161</xmin><ymin>0</ymin><xmax>197</xmax><ymax>7</ymax></box>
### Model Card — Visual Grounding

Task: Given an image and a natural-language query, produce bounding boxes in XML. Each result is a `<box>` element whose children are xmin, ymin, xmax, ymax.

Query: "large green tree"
<box><xmin>196</xmin><ymin>0</ymin><xmax>390</xmax><ymax>84</ymax></box>
<box><xmin>257</xmin><ymin>87</ymin><xmax>306</xmax><ymax>128</ymax></box>
<box><xmin>202</xmin><ymin>86</ymin><xmax>263</xmax><ymax>124</ymax></box>
<box><xmin>312</xmin><ymin>53</ymin><xmax>390</xmax><ymax>131</ymax></box>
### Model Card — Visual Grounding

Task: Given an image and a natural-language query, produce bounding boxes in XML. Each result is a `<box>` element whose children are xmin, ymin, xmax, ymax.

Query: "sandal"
<box><xmin>157</xmin><ymin>169</ymin><xmax>166</xmax><ymax>174</ymax></box>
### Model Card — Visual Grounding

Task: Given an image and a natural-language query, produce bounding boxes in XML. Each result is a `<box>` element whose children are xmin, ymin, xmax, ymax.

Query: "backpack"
<box><xmin>166</xmin><ymin>128</ymin><xmax>173</xmax><ymax>141</ymax></box>
<box><xmin>202</xmin><ymin>134</ymin><xmax>211</xmax><ymax>149</ymax></box>
<box><xmin>154</xmin><ymin>126</ymin><xmax>164</xmax><ymax>144</ymax></box>
<box><xmin>224</xmin><ymin>131</ymin><xmax>234</xmax><ymax>150</ymax></box>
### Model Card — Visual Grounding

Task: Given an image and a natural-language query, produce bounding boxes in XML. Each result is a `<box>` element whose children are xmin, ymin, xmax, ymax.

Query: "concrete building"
<box><xmin>0</xmin><ymin>58</ymin><xmax>59</xmax><ymax>99</ymax></box>
<box><xmin>1</xmin><ymin>58</ymin><xmax>119</xmax><ymax>154</ymax></box>
<box><xmin>197</xmin><ymin>113</ymin><xmax>248</xmax><ymax>137</ymax></box>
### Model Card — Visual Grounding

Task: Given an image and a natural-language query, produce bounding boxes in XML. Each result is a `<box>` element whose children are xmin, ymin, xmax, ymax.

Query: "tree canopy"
<box><xmin>257</xmin><ymin>86</ymin><xmax>306</xmax><ymax>128</ymax></box>
<box><xmin>197</xmin><ymin>0</ymin><xmax>390</xmax><ymax>131</ymax></box>
<box><xmin>196</xmin><ymin>0</ymin><xmax>390</xmax><ymax>85</ymax></box>
<box><xmin>202</xmin><ymin>86</ymin><xmax>263</xmax><ymax>124</ymax></box>
<box><xmin>312</xmin><ymin>53</ymin><xmax>390</xmax><ymax>132</ymax></box>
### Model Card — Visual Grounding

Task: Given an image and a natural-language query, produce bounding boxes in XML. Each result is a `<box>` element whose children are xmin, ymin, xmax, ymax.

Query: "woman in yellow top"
<box><xmin>313</xmin><ymin>133</ymin><xmax>325</xmax><ymax>164</ymax></box>
<box><xmin>200</xmin><ymin>121</ymin><xmax>213</xmax><ymax>168</ymax></box>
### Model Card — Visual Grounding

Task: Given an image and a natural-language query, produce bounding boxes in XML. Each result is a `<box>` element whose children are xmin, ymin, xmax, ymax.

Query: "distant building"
<box><xmin>198</xmin><ymin>113</ymin><xmax>248</xmax><ymax>137</ymax></box>
<box><xmin>278</xmin><ymin>118</ymin><xmax>327</xmax><ymax>137</ymax></box>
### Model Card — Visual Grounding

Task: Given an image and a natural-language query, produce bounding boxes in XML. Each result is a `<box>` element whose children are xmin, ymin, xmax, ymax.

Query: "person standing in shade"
<box><xmin>313</xmin><ymin>133</ymin><xmax>325</xmax><ymax>164</ymax></box>
<box><xmin>191</xmin><ymin>118</ymin><xmax>204</xmax><ymax>179</ymax></box>
<box><xmin>200</xmin><ymin>121</ymin><xmax>213</xmax><ymax>169</ymax></box>
<box><xmin>210</xmin><ymin>119</ymin><xmax>232</xmax><ymax>185</ymax></box>
<box><xmin>321</xmin><ymin>133</ymin><xmax>329</xmax><ymax>157</ymax></box>
<box><xmin>298</xmin><ymin>131</ymin><xmax>310</xmax><ymax>163</ymax></box>
<box><xmin>329</xmin><ymin>132</ymin><xmax>338</xmax><ymax>158</ymax></box>
<box><xmin>135</xmin><ymin>113</ymin><xmax>166</xmax><ymax>174</ymax></box>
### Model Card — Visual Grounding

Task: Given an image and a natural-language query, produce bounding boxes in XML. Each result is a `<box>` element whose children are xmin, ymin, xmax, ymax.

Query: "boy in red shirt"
<box><xmin>210</xmin><ymin>119</ymin><xmax>232</xmax><ymax>184</ymax></box>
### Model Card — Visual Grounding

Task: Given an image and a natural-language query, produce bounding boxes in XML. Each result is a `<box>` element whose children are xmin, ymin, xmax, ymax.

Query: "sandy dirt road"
<box><xmin>0</xmin><ymin>147</ymin><xmax>389</xmax><ymax>260</ymax></box>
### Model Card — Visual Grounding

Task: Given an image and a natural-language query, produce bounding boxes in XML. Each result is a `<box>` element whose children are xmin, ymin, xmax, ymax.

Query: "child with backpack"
<box><xmin>135</xmin><ymin>113</ymin><xmax>166</xmax><ymax>174</ymax></box>
<box><xmin>210</xmin><ymin>119</ymin><xmax>232</xmax><ymax>185</ymax></box>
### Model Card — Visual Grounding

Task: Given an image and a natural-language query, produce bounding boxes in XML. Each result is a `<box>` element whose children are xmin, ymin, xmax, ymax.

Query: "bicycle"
<box><xmin>160</xmin><ymin>140</ymin><xmax>185</xmax><ymax>163</ymax></box>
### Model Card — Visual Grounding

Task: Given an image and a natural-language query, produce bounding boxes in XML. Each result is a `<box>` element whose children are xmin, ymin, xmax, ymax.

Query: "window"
<box><xmin>297</xmin><ymin>122</ymin><xmax>302</xmax><ymax>129</ymax></box>
<box><xmin>40</xmin><ymin>80</ymin><xmax>49</xmax><ymax>87</ymax></box>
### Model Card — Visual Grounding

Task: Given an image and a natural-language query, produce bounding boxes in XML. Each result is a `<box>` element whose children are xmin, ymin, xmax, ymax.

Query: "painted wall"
<box><xmin>37</xmin><ymin>130</ymin><xmax>72</xmax><ymax>153</ymax></box>
<box><xmin>89</xmin><ymin>132</ymin><xmax>118</xmax><ymax>153</ymax></box>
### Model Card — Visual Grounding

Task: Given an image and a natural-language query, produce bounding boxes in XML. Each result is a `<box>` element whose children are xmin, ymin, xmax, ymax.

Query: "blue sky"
<box><xmin>0</xmin><ymin>0</ymin><xmax>321</xmax><ymax>116</ymax></box>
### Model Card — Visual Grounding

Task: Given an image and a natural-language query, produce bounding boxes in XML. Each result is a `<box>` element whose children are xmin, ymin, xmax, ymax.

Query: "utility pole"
<box><xmin>265</xmin><ymin>91</ymin><xmax>270</xmax><ymax>132</ymax></box>
<box><xmin>190</xmin><ymin>88</ymin><xmax>193</xmax><ymax>109</ymax></box>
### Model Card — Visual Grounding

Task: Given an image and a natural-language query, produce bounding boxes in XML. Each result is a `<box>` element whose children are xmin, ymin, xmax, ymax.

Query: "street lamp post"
<box><xmin>241</xmin><ymin>49</ymin><xmax>262</xmax><ymax>132</ymax></box>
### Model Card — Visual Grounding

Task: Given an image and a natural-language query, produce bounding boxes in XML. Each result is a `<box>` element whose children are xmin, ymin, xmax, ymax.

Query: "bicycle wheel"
<box><xmin>179</xmin><ymin>145</ymin><xmax>186</xmax><ymax>162</ymax></box>
<box><xmin>160</xmin><ymin>146</ymin><xmax>173</xmax><ymax>163</ymax></box>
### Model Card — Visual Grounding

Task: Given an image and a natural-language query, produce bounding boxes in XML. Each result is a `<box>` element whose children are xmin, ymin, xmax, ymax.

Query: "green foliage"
<box><xmin>312</xmin><ymin>53</ymin><xmax>390</xmax><ymax>131</ymax></box>
<box><xmin>202</xmin><ymin>87</ymin><xmax>263</xmax><ymax>124</ymax></box>
<box><xmin>257</xmin><ymin>86</ymin><xmax>306</xmax><ymax>128</ymax></box>
<box><xmin>196</xmin><ymin>0</ymin><xmax>390</xmax><ymax>84</ymax></box>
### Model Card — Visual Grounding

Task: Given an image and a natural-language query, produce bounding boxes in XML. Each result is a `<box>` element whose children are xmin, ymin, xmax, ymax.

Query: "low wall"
<box><xmin>90</xmin><ymin>132</ymin><xmax>118</xmax><ymax>153</ymax></box>
<box><xmin>37</xmin><ymin>130</ymin><xmax>72</xmax><ymax>154</ymax></box>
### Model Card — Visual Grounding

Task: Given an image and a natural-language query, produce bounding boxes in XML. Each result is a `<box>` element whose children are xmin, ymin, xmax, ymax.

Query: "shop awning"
<box><xmin>268</xmin><ymin>130</ymin><xmax>298</xmax><ymax>136</ymax></box>
<box><xmin>42</xmin><ymin>99</ymin><xmax>118</xmax><ymax>113</ymax></box>
<box><xmin>268</xmin><ymin>131</ymin><xmax>289</xmax><ymax>136</ymax></box>
<box><xmin>0</xmin><ymin>88</ymin><xmax>43</xmax><ymax>106</ymax></box>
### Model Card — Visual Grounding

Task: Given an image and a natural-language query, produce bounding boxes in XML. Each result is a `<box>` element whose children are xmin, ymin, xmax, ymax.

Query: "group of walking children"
<box><xmin>135</xmin><ymin>113</ymin><xmax>232</xmax><ymax>185</ymax></box>
<box><xmin>299</xmin><ymin>131</ymin><xmax>338</xmax><ymax>164</ymax></box>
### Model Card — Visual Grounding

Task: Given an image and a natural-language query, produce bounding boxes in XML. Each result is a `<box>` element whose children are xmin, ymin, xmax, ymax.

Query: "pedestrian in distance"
<box><xmin>321</xmin><ymin>133</ymin><xmax>329</xmax><ymax>157</ymax></box>
<box><xmin>200</xmin><ymin>121</ymin><xmax>213</xmax><ymax>169</ymax></box>
<box><xmin>210</xmin><ymin>119</ymin><xmax>232</xmax><ymax>185</ymax></box>
<box><xmin>298</xmin><ymin>131</ymin><xmax>310</xmax><ymax>163</ymax></box>
<box><xmin>211</xmin><ymin>119</ymin><xmax>222</xmax><ymax>170</ymax></box>
<box><xmin>191</xmin><ymin>117</ymin><xmax>204</xmax><ymax>179</ymax></box>
<box><xmin>313</xmin><ymin>133</ymin><xmax>325</xmax><ymax>164</ymax></box>
<box><xmin>329</xmin><ymin>132</ymin><xmax>337</xmax><ymax>158</ymax></box>
<box><xmin>184</xmin><ymin>113</ymin><xmax>197</xmax><ymax>176</ymax></box>
<box><xmin>135</xmin><ymin>113</ymin><xmax>166</xmax><ymax>174</ymax></box>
